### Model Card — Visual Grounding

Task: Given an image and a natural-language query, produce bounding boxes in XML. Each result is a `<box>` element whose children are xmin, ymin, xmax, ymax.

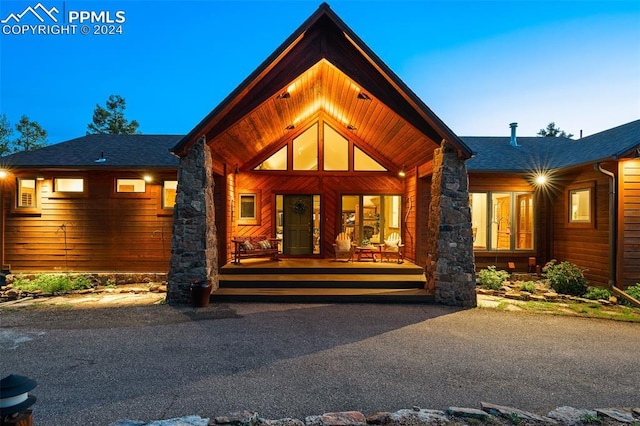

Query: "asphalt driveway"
<box><xmin>1</xmin><ymin>302</ymin><xmax>639</xmax><ymax>425</ymax></box>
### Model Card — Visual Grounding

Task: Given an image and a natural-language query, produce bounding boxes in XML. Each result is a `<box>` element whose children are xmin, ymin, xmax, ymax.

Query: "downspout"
<box><xmin>595</xmin><ymin>163</ymin><xmax>616</xmax><ymax>289</ymax></box>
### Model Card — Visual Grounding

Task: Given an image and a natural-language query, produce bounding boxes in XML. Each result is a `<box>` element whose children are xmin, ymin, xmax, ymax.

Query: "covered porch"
<box><xmin>167</xmin><ymin>4</ymin><xmax>476</xmax><ymax>307</ymax></box>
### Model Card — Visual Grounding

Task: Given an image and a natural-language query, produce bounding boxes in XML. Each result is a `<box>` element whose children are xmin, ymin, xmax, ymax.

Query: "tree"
<box><xmin>87</xmin><ymin>94</ymin><xmax>140</xmax><ymax>134</ymax></box>
<box><xmin>0</xmin><ymin>113</ymin><xmax>13</xmax><ymax>156</ymax></box>
<box><xmin>13</xmin><ymin>115</ymin><xmax>48</xmax><ymax>152</ymax></box>
<box><xmin>537</xmin><ymin>122</ymin><xmax>573</xmax><ymax>139</ymax></box>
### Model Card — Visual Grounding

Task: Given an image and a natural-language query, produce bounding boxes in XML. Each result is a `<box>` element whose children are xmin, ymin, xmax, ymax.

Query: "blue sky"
<box><xmin>0</xmin><ymin>0</ymin><xmax>638</xmax><ymax>145</ymax></box>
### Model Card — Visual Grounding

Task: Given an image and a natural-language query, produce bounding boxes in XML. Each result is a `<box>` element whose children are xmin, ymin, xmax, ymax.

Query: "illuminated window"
<box><xmin>116</xmin><ymin>178</ymin><xmax>146</xmax><ymax>193</ymax></box>
<box><xmin>238</xmin><ymin>192</ymin><xmax>261</xmax><ymax>225</ymax></box>
<box><xmin>354</xmin><ymin>147</ymin><xmax>386</xmax><ymax>171</ymax></box>
<box><xmin>569</xmin><ymin>188</ymin><xmax>591</xmax><ymax>223</ymax></box>
<box><xmin>255</xmin><ymin>146</ymin><xmax>287</xmax><ymax>170</ymax></box>
<box><xmin>293</xmin><ymin>123</ymin><xmax>318</xmax><ymax>171</ymax></box>
<box><xmin>470</xmin><ymin>191</ymin><xmax>535</xmax><ymax>251</ymax></box>
<box><xmin>340</xmin><ymin>194</ymin><xmax>400</xmax><ymax>245</ymax></box>
<box><xmin>323</xmin><ymin>123</ymin><xmax>348</xmax><ymax>171</ymax></box>
<box><xmin>163</xmin><ymin>180</ymin><xmax>177</xmax><ymax>209</ymax></box>
<box><xmin>54</xmin><ymin>178</ymin><xmax>84</xmax><ymax>193</ymax></box>
<box><xmin>17</xmin><ymin>178</ymin><xmax>36</xmax><ymax>208</ymax></box>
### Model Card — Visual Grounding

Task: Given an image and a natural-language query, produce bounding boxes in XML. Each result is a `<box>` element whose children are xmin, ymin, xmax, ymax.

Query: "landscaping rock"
<box><xmin>365</xmin><ymin>412</ymin><xmax>392</xmax><ymax>425</ymax></box>
<box><xmin>258</xmin><ymin>418</ymin><xmax>304</xmax><ymax>426</ymax></box>
<box><xmin>481</xmin><ymin>402</ymin><xmax>557</xmax><ymax>423</ymax></box>
<box><xmin>547</xmin><ymin>406</ymin><xmax>597</xmax><ymax>425</ymax></box>
<box><xmin>595</xmin><ymin>408</ymin><xmax>637</xmax><ymax>423</ymax></box>
<box><xmin>543</xmin><ymin>292</ymin><xmax>559</xmax><ymax>300</ymax></box>
<box><xmin>304</xmin><ymin>415</ymin><xmax>323</xmax><ymax>426</ymax></box>
<box><xmin>214</xmin><ymin>411</ymin><xmax>259</xmax><ymax>426</ymax></box>
<box><xmin>446</xmin><ymin>407</ymin><xmax>491</xmax><ymax>420</ymax></box>
<box><xmin>320</xmin><ymin>411</ymin><xmax>366</xmax><ymax>426</ymax></box>
<box><xmin>390</xmin><ymin>408</ymin><xmax>449</xmax><ymax>424</ymax></box>
<box><xmin>110</xmin><ymin>416</ymin><xmax>209</xmax><ymax>426</ymax></box>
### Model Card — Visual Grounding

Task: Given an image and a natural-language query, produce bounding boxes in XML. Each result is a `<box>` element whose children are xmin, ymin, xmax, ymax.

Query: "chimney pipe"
<box><xmin>580</xmin><ymin>129</ymin><xmax>583</xmax><ymax>139</ymax></box>
<box><xmin>509</xmin><ymin>122</ymin><xmax>518</xmax><ymax>147</ymax></box>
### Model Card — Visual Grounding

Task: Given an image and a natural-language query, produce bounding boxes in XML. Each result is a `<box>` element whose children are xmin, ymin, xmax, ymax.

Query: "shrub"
<box><xmin>519</xmin><ymin>281</ymin><xmax>537</xmax><ymax>293</ymax></box>
<box><xmin>625</xmin><ymin>284</ymin><xmax>640</xmax><ymax>301</ymax></box>
<box><xmin>478</xmin><ymin>266</ymin><xmax>509</xmax><ymax>290</ymax></box>
<box><xmin>543</xmin><ymin>259</ymin><xmax>588</xmax><ymax>296</ymax></box>
<box><xmin>584</xmin><ymin>286</ymin><xmax>611</xmax><ymax>301</ymax></box>
<box><xmin>12</xmin><ymin>274</ymin><xmax>92</xmax><ymax>294</ymax></box>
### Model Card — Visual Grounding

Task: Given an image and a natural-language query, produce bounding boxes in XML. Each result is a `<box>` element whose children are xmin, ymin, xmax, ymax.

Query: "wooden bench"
<box><xmin>231</xmin><ymin>236</ymin><xmax>281</xmax><ymax>264</ymax></box>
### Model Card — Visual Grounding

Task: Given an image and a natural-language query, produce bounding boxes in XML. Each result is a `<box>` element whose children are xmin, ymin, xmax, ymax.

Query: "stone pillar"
<box><xmin>425</xmin><ymin>141</ymin><xmax>476</xmax><ymax>307</ymax></box>
<box><xmin>167</xmin><ymin>137</ymin><xmax>218</xmax><ymax>305</ymax></box>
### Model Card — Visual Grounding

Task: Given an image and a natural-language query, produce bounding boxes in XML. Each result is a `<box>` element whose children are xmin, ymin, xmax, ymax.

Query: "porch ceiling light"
<box><xmin>144</xmin><ymin>175</ymin><xmax>152</xmax><ymax>183</ymax></box>
<box><xmin>535</xmin><ymin>174</ymin><xmax>547</xmax><ymax>186</ymax></box>
<box><xmin>357</xmin><ymin>92</ymin><xmax>371</xmax><ymax>100</ymax></box>
<box><xmin>398</xmin><ymin>165</ymin><xmax>406</xmax><ymax>178</ymax></box>
<box><xmin>276</xmin><ymin>91</ymin><xmax>291</xmax><ymax>100</ymax></box>
<box><xmin>346</xmin><ymin>124</ymin><xmax>357</xmax><ymax>131</ymax></box>
<box><xmin>0</xmin><ymin>170</ymin><xmax>7</xmax><ymax>179</ymax></box>
<box><xmin>286</xmin><ymin>124</ymin><xmax>295</xmax><ymax>130</ymax></box>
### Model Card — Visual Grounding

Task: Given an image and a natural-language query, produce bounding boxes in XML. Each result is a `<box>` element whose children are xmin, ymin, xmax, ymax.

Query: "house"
<box><xmin>0</xmin><ymin>134</ymin><xmax>180</xmax><ymax>273</ymax></box>
<box><xmin>165</xmin><ymin>3</ymin><xmax>477</xmax><ymax>306</ymax></box>
<box><xmin>464</xmin><ymin>120</ymin><xmax>640</xmax><ymax>290</ymax></box>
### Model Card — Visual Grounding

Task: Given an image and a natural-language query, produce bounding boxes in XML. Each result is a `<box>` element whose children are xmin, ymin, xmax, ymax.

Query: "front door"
<box><xmin>283</xmin><ymin>195</ymin><xmax>314</xmax><ymax>255</ymax></box>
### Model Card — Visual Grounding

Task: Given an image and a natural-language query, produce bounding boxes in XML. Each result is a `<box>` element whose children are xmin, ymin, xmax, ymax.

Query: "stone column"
<box><xmin>167</xmin><ymin>137</ymin><xmax>218</xmax><ymax>305</ymax></box>
<box><xmin>425</xmin><ymin>141</ymin><xmax>476</xmax><ymax>307</ymax></box>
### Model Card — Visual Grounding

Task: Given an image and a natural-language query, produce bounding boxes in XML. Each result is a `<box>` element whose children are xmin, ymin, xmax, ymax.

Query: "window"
<box><xmin>237</xmin><ymin>192</ymin><xmax>260</xmax><ymax>225</ymax></box>
<box><xmin>323</xmin><ymin>123</ymin><xmax>348</xmax><ymax>171</ymax></box>
<box><xmin>569</xmin><ymin>188</ymin><xmax>591</xmax><ymax>223</ymax></box>
<box><xmin>469</xmin><ymin>191</ymin><xmax>535</xmax><ymax>251</ymax></box>
<box><xmin>354</xmin><ymin>147</ymin><xmax>386</xmax><ymax>171</ymax></box>
<box><xmin>255</xmin><ymin>146</ymin><xmax>287</xmax><ymax>170</ymax></box>
<box><xmin>341</xmin><ymin>194</ymin><xmax>401</xmax><ymax>245</ymax></box>
<box><xmin>54</xmin><ymin>178</ymin><xmax>84</xmax><ymax>193</ymax></box>
<box><xmin>163</xmin><ymin>180</ymin><xmax>177</xmax><ymax>209</ymax></box>
<box><xmin>17</xmin><ymin>178</ymin><xmax>36</xmax><ymax>208</ymax></box>
<box><xmin>293</xmin><ymin>123</ymin><xmax>318</xmax><ymax>171</ymax></box>
<box><xmin>116</xmin><ymin>178</ymin><xmax>146</xmax><ymax>193</ymax></box>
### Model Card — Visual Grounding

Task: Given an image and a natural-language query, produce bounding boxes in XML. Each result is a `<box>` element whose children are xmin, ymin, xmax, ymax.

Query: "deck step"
<box><xmin>210</xmin><ymin>287</ymin><xmax>434</xmax><ymax>303</ymax></box>
<box><xmin>219</xmin><ymin>273</ymin><xmax>426</xmax><ymax>289</ymax></box>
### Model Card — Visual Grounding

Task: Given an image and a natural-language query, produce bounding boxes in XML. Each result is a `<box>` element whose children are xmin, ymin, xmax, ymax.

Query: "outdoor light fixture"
<box><xmin>276</xmin><ymin>92</ymin><xmax>291</xmax><ymax>99</ymax></box>
<box><xmin>357</xmin><ymin>92</ymin><xmax>371</xmax><ymax>100</ymax></box>
<box><xmin>0</xmin><ymin>170</ymin><xmax>7</xmax><ymax>179</ymax></box>
<box><xmin>143</xmin><ymin>175</ymin><xmax>152</xmax><ymax>183</ymax></box>
<box><xmin>234</xmin><ymin>164</ymin><xmax>239</xmax><ymax>174</ymax></box>
<box><xmin>36</xmin><ymin>175</ymin><xmax>45</xmax><ymax>181</ymax></box>
<box><xmin>285</xmin><ymin>124</ymin><xmax>295</xmax><ymax>130</ymax></box>
<box><xmin>398</xmin><ymin>165</ymin><xmax>406</xmax><ymax>178</ymax></box>
<box><xmin>535</xmin><ymin>174</ymin><xmax>547</xmax><ymax>185</ymax></box>
<box><xmin>0</xmin><ymin>374</ymin><xmax>37</xmax><ymax>419</ymax></box>
<box><xmin>347</xmin><ymin>124</ymin><xmax>357</xmax><ymax>131</ymax></box>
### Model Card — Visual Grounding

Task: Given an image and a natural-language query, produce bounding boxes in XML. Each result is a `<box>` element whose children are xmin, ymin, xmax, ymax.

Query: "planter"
<box><xmin>190</xmin><ymin>280</ymin><xmax>212</xmax><ymax>307</ymax></box>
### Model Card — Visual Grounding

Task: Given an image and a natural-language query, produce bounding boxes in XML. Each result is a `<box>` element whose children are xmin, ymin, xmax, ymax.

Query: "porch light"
<box><xmin>234</xmin><ymin>164</ymin><xmax>239</xmax><ymax>174</ymax></box>
<box><xmin>36</xmin><ymin>175</ymin><xmax>45</xmax><ymax>181</ymax></box>
<box><xmin>143</xmin><ymin>175</ymin><xmax>152</xmax><ymax>183</ymax></box>
<box><xmin>346</xmin><ymin>124</ymin><xmax>357</xmax><ymax>131</ymax></box>
<box><xmin>398</xmin><ymin>165</ymin><xmax>406</xmax><ymax>178</ymax></box>
<box><xmin>534</xmin><ymin>174</ymin><xmax>547</xmax><ymax>186</ymax></box>
<box><xmin>357</xmin><ymin>92</ymin><xmax>371</xmax><ymax>100</ymax></box>
<box><xmin>276</xmin><ymin>92</ymin><xmax>290</xmax><ymax>99</ymax></box>
<box><xmin>0</xmin><ymin>170</ymin><xmax>7</xmax><ymax>179</ymax></box>
<box><xmin>285</xmin><ymin>124</ymin><xmax>295</xmax><ymax>130</ymax></box>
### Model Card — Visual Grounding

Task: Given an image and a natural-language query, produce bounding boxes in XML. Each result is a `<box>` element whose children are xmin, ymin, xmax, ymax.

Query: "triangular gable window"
<box><xmin>254</xmin><ymin>145</ymin><xmax>288</xmax><ymax>170</ymax></box>
<box><xmin>354</xmin><ymin>146</ymin><xmax>386</xmax><ymax>171</ymax></box>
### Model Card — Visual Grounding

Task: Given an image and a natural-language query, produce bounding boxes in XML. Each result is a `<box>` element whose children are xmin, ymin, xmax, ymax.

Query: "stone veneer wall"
<box><xmin>426</xmin><ymin>141</ymin><xmax>476</xmax><ymax>307</ymax></box>
<box><xmin>167</xmin><ymin>138</ymin><xmax>218</xmax><ymax>305</ymax></box>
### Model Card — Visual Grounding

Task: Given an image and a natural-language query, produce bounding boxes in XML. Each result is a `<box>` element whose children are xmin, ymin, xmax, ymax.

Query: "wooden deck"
<box><xmin>214</xmin><ymin>258</ymin><xmax>433</xmax><ymax>303</ymax></box>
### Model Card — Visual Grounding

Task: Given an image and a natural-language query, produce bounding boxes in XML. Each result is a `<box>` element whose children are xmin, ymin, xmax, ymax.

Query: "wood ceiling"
<box><xmin>176</xmin><ymin>6</ymin><xmax>471</xmax><ymax>172</ymax></box>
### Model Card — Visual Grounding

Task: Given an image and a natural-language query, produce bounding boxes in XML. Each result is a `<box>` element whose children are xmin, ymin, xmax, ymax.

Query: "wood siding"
<box><xmin>2</xmin><ymin>170</ymin><xmax>176</xmax><ymax>273</ymax></box>
<box><xmin>620</xmin><ymin>159</ymin><xmax>640</xmax><ymax>289</ymax></box>
<box><xmin>551</xmin><ymin>166</ymin><xmax>611</xmax><ymax>287</ymax></box>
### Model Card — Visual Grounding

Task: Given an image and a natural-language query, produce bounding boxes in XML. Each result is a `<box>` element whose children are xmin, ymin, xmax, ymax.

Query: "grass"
<box><xmin>484</xmin><ymin>297</ymin><xmax>640</xmax><ymax>322</ymax></box>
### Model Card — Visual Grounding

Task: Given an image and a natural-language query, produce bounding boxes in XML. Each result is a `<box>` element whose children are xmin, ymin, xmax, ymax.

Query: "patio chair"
<box><xmin>380</xmin><ymin>232</ymin><xmax>405</xmax><ymax>263</ymax></box>
<box><xmin>333</xmin><ymin>232</ymin><xmax>355</xmax><ymax>262</ymax></box>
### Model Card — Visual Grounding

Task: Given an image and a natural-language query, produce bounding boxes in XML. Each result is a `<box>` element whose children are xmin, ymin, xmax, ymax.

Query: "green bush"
<box><xmin>543</xmin><ymin>259</ymin><xmax>588</xmax><ymax>296</ymax></box>
<box><xmin>625</xmin><ymin>284</ymin><xmax>640</xmax><ymax>301</ymax></box>
<box><xmin>12</xmin><ymin>274</ymin><xmax>92</xmax><ymax>294</ymax></box>
<box><xmin>584</xmin><ymin>286</ymin><xmax>611</xmax><ymax>300</ymax></box>
<box><xmin>478</xmin><ymin>266</ymin><xmax>509</xmax><ymax>290</ymax></box>
<box><xmin>519</xmin><ymin>281</ymin><xmax>537</xmax><ymax>293</ymax></box>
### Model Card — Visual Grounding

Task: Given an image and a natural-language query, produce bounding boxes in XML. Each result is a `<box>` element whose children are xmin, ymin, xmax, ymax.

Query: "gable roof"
<box><xmin>172</xmin><ymin>3</ymin><xmax>472</xmax><ymax>169</ymax></box>
<box><xmin>464</xmin><ymin>120</ymin><xmax>640</xmax><ymax>173</ymax></box>
<box><xmin>0</xmin><ymin>134</ymin><xmax>181</xmax><ymax>169</ymax></box>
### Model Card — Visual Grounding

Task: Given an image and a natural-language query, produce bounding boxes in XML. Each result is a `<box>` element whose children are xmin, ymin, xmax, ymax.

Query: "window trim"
<box><xmin>469</xmin><ymin>190</ymin><xmax>536</xmax><ymax>252</ymax></box>
<box><xmin>237</xmin><ymin>192</ymin><xmax>261</xmax><ymax>225</ymax></box>
<box><xmin>12</xmin><ymin>177</ymin><xmax>42</xmax><ymax>215</ymax></box>
<box><xmin>566</xmin><ymin>181</ymin><xmax>596</xmax><ymax>229</ymax></box>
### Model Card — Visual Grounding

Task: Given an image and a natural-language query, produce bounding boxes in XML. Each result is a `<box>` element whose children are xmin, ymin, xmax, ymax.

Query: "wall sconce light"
<box><xmin>398</xmin><ymin>165</ymin><xmax>406</xmax><ymax>178</ymax></box>
<box><xmin>285</xmin><ymin>124</ymin><xmax>295</xmax><ymax>130</ymax></box>
<box><xmin>234</xmin><ymin>164</ymin><xmax>239</xmax><ymax>174</ymax></box>
<box><xmin>346</xmin><ymin>124</ymin><xmax>357</xmax><ymax>131</ymax></box>
<box><xmin>0</xmin><ymin>170</ymin><xmax>7</xmax><ymax>179</ymax></box>
<box><xmin>357</xmin><ymin>92</ymin><xmax>371</xmax><ymax>100</ymax></box>
<box><xmin>143</xmin><ymin>175</ymin><xmax>152</xmax><ymax>183</ymax></box>
<box><xmin>36</xmin><ymin>175</ymin><xmax>45</xmax><ymax>181</ymax></box>
<box><xmin>276</xmin><ymin>92</ymin><xmax>291</xmax><ymax>99</ymax></box>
